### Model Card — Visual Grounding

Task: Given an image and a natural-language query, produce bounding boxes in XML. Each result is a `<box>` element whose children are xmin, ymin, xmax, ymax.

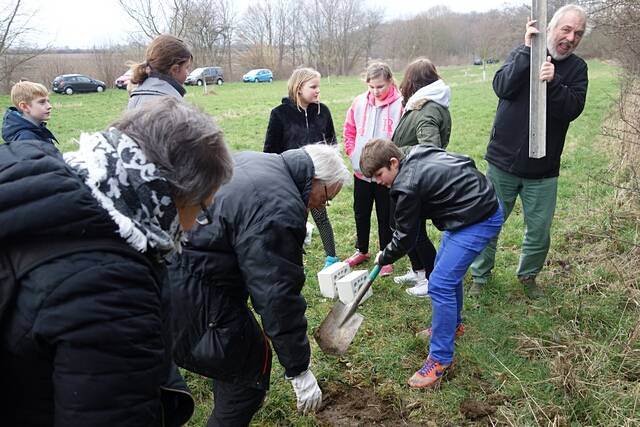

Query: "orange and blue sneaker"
<box><xmin>407</xmin><ymin>357</ymin><xmax>451</xmax><ymax>389</ymax></box>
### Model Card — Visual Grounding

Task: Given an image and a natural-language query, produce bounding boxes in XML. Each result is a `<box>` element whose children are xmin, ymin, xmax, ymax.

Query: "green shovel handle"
<box><xmin>368</xmin><ymin>264</ymin><xmax>382</xmax><ymax>281</ymax></box>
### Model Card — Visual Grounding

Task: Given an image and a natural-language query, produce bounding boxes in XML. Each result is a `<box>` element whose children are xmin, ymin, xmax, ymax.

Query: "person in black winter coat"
<box><xmin>263</xmin><ymin>67</ymin><xmax>341</xmax><ymax>270</ymax></box>
<box><xmin>0</xmin><ymin>98</ymin><xmax>233</xmax><ymax>427</ymax></box>
<box><xmin>470</xmin><ymin>4</ymin><xmax>589</xmax><ymax>299</ymax></box>
<box><xmin>361</xmin><ymin>139</ymin><xmax>503</xmax><ymax>390</ymax></box>
<box><xmin>2</xmin><ymin>81</ymin><xmax>58</xmax><ymax>145</ymax></box>
<box><xmin>169</xmin><ymin>144</ymin><xmax>351</xmax><ymax>427</ymax></box>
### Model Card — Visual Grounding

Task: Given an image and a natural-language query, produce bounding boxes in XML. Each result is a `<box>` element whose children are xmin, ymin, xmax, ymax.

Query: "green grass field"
<box><xmin>4</xmin><ymin>61</ymin><xmax>638</xmax><ymax>425</ymax></box>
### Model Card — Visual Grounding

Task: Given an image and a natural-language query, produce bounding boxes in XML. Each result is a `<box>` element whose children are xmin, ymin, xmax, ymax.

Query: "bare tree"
<box><xmin>92</xmin><ymin>45</ymin><xmax>129</xmax><ymax>88</ymax></box>
<box><xmin>237</xmin><ymin>0</ymin><xmax>291</xmax><ymax>74</ymax></box>
<box><xmin>118</xmin><ymin>0</ymin><xmax>194</xmax><ymax>38</ymax></box>
<box><xmin>0</xmin><ymin>0</ymin><xmax>47</xmax><ymax>91</ymax></box>
<box><xmin>185</xmin><ymin>0</ymin><xmax>232</xmax><ymax>66</ymax></box>
<box><xmin>361</xmin><ymin>8</ymin><xmax>384</xmax><ymax>67</ymax></box>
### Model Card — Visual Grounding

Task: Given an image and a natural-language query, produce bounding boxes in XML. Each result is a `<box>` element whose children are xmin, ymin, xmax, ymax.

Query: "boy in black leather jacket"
<box><xmin>360</xmin><ymin>138</ymin><xmax>504</xmax><ymax>389</ymax></box>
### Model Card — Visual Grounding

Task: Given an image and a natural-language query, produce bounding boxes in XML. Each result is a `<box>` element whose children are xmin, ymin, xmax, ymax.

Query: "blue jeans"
<box><xmin>428</xmin><ymin>205</ymin><xmax>504</xmax><ymax>364</ymax></box>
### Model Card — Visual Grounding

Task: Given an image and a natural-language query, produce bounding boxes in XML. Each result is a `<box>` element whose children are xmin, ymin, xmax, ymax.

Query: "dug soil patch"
<box><xmin>459</xmin><ymin>399</ymin><xmax>497</xmax><ymax>420</ymax></box>
<box><xmin>316</xmin><ymin>384</ymin><xmax>421</xmax><ymax>426</ymax></box>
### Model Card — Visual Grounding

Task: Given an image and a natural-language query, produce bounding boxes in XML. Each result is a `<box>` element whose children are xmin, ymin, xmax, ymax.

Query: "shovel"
<box><xmin>314</xmin><ymin>264</ymin><xmax>381</xmax><ymax>355</ymax></box>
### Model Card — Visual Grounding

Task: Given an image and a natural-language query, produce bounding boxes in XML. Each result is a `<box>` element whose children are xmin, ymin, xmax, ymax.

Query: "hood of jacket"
<box><xmin>128</xmin><ymin>74</ymin><xmax>185</xmax><ymax>109</ymax></box>
<box><xmin>2</xmin><ymin>107</ymin><xmax>57</xmax><ymax>143</ymax></box>
<box><xmin>366</xmin><ymin>84</ymin><xmax>402</xmax><ymax>108</ymax></box>
<box><xmin>0</xmin><ymin>129</ymin><xmax>182</xmax><ymax>257</ymax></box>
<box><xmin>405</xmin><ymin>79</ymin><xmax>451</xmax><ymax>111</ymax></box>
<box><xmin>0</xmin><ymin>140</ymin><xmax>117</xmax><ymax>243</ymax></box>
<box><xmin>64</xmin><ymin>129</ymin><xmax>182</xmax><ymax>255</ymax></box>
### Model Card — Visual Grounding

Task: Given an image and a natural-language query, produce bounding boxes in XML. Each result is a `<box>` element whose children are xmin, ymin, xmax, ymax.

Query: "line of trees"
<box><xmin>0</xmin><ymin>0</ymin><xmax>613</xmax><ymax>91</ymax></box>
<box><xmin>116</xmin><ymin>0</ymin><xmax>604</xmax><ymax>79</ymax></box>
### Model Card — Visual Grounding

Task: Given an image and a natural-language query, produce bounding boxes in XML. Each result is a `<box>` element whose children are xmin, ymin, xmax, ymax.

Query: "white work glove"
<box><xmin>288</xmin><ymin>369</ymin><xmax>322</xmax><ymax>414</ymax></box>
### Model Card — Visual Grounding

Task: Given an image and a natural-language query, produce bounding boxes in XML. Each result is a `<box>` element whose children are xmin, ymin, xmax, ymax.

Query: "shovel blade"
<box><xmin>314</xmin><ymin>301</ymin><xmax>364</xmax><ymax>355</ymax></box>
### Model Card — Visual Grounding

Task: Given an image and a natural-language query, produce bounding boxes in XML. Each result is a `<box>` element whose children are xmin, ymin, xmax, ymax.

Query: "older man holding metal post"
<box><xmin>470</xmin><ymin>4</ymin><xmax>589</xmax><ymax>298</ymax></box>
<box><xmin>168</xmin><ymin>143</ymin><xmax>350</xmax><ymax>426</ymax></box>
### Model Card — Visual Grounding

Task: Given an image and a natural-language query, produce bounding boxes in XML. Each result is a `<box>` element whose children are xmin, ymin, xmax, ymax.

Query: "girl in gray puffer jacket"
<box><xmin>128</xmin><ymin>34</ymin><xmax>192</xmax><ymax>109</ymax></box>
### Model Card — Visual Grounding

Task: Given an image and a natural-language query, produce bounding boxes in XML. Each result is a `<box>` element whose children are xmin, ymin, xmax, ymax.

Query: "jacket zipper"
<box><xmin>262</xmin><ymin>331</ymin><xmax>270</xmax><ymax>374</ymax></box>
<box><xmin>304</xmin><ymin>109</ymin><xmax>309</xmax><ymax>143</ymax></box>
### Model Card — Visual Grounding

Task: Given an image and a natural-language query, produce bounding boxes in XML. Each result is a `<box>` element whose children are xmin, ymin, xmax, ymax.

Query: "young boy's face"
<box><xmin>20</xmin><ymin>96</ymin><xmax>52</xmax><ymax>123</ymax></box>
<box><xmin>373</xmin><ymin>157</ymin><xmax>400</xmax><ymax>188</ymax></box>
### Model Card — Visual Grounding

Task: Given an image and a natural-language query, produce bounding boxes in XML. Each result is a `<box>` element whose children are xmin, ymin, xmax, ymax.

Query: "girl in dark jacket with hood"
<box><xmin>0</xmin><ymin>98</ymin><xmax>233</xmax><ymax>427</ymax></box>
<box><xmin>264</xmin><ymin>67</ymin><xmax>339</xmax><ymax>269</ymax></box>
<box><xmin>392</xmin><ymin>58</ymin><xmax>452</xmax><ymax>298</ymax></box>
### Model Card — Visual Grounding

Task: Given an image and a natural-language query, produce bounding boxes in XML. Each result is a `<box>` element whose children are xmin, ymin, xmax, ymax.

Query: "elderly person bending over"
<box><xmin>169</xmin><ymin>143</ymin><xmax>351</xmax><ymax>427</ymax></box>
<box><xmin>0</xmin><ymin>97</ymin><xmax>233</xmax><ymax>427</ymax></box>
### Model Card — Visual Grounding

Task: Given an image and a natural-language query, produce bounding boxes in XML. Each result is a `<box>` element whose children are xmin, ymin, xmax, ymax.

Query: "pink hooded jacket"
<box><xmin>343</xmin><ymin>85</ymin><xmax>403</xmax><ymax>181</ymax></box>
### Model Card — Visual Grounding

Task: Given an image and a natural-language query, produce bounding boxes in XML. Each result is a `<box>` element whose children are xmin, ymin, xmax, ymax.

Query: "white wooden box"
<box><xmin>335</xmin><ymin>270</ymin><xmax>372</xmax><ymax>305</ymax></box>
<box><xmin>316</xmin><ymin>261</ymin><xmax>350</xmax><ymax>299</ymax></box>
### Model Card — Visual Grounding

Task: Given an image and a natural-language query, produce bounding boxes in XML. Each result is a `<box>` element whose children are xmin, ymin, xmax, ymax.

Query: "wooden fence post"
<box><xmin>529</xmin><ymin>0</ymin><xmax>547</xmax><ymax>159</ymax></box>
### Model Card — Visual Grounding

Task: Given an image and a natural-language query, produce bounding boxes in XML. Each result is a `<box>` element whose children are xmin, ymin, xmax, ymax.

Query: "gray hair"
<box><xmin>303</xmin><ymin>143</ymin><xmax>351</xmax><ymax>187</ymax></box>
<box><xmin>548</xmin><ymin>4</ymin><xmax>589</xmax><ymax>36</ymax></box>
<box><xmin>111</xmin><ymin>97</ymin><xmax>233</xmax><ymax>206</ymax></box>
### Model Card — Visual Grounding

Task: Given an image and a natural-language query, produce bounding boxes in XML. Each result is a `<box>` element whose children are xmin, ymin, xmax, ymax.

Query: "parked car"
<box><xmin>242</xmin><ymin>68</ymin><xmax>273</xmax><ymax>83</ymax></box>
<box><xmin>52</xmin><ymin>74</ymin><xmax>106</xmax><ymax>95</ymax></box>
<box><xmin>473</xmin><ymin>57</ymin><xmax>483</xmax><ymax>65</ymax></box>
<box><xmin>485</xmin><ymin>58</ymin><xmax>500</xmax><ymax>64</ymax></box>
<box><xmin>115</xmin><ymin>70</ymin><xmax>132</xmax><ymax>89</ymax></box>
<box><xmin>185</xmin><ymin>66</ymin><xmax>224</xmax><ymax>86</ymax></box>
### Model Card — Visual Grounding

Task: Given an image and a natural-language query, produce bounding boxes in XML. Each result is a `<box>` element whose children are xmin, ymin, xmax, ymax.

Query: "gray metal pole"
<box><xmin>529</xmin><ymin>0</ymin><xmax>547</xmax><ymax>159</ymax></box>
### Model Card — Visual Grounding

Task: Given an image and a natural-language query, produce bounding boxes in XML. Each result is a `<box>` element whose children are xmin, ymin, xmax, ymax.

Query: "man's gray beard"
<box><xmin>547</xmin><ymin>42</ymin><xmax>571</xmax><ymax>61</ymax></box>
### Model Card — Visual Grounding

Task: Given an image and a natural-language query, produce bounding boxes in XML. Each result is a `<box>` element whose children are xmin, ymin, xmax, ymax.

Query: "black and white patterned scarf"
<box><xmin>64</xmin><ymin>127</ymin><xmax>182</xmax><ymax>256</ymax></box>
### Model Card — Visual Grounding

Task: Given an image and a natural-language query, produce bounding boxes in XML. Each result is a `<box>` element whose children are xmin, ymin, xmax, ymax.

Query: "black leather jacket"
<box><xmin>379</xmin><ymin>145</ymin><xmax>499</xmax><ymax>266</ymax></box>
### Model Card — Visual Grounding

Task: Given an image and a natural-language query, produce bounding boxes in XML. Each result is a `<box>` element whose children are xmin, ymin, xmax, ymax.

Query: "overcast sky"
<box><xmin>24</xmin><ymin>0</ymin><xmax>527</xmax><ymax>48</ymax></box>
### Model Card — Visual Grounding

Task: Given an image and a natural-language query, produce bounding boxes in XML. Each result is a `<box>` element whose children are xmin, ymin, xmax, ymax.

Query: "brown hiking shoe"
<box><xmin>520</xmin><ymin>275</ymin><xmax>543</xmax><ymax>299</ymax></box>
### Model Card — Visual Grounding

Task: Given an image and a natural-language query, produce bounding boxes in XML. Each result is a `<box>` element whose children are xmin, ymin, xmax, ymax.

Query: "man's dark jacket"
<box><xmin>379</xmin><ymin>145</ymin><xmax>499</xmax><ymax>266</ymax></box>
<box><xmin>169</xmin><ymin>149</ymin><xmax>313</xmax><ymax>388</ymax></box>
<box><xmin>485</xmin><ymin>45</ymin><xmax>588</xmax><ymax>179</ymax></box>
<box><xmin>263</xmin><ymin>97</ymin><xmax>336</xmax><ymax>153</ymax></box>
<box><xmin>2</xmin><ymin>107</ymin><xmax>58</xmax><ymax>144</ymax></box>
<box><xmin>0</xmin><ymin>140</ymin><xmax>193</xmax><ymax>426</ymax></box>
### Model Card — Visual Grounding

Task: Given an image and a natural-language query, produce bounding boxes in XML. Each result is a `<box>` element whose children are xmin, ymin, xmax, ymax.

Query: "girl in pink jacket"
<box><xmin>343</xmin><ymin>63</ymin><xmax>403</xmax><ymax>276</ymax></box>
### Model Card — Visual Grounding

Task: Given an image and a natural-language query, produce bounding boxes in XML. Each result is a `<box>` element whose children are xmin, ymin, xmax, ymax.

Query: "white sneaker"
<box><xmin>304</xmin><ymin>222</ymin><xmax>314</xmax><ymax>246</ymax></box>
<box><xmin>393</xmin><ymin>269</ymin><xmax>426</xmax><ymax>285</ymax></box>
<box><xmin>405</xmin><ymin>280</ymin><xmax>429</xmax><ymax>297</ymax></box>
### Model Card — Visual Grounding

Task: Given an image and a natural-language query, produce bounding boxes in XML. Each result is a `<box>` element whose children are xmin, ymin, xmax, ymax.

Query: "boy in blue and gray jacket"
<box><xmin>2</xmin><ymin>81</ymin><xmax>58</xmax><ymax>145</ymax></box>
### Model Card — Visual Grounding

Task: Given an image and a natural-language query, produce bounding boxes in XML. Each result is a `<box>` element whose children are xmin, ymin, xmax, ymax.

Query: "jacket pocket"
<box><xmin>175</xmin><ymin>287</ymin><xmax>252</xmax><ymax>379</ymax></box>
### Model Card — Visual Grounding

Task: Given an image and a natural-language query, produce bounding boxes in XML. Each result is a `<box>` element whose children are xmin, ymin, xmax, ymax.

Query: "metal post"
<box><xmin>529</xmin><ymin>0</ymin><xmax>547</xmax><ymax>159</ymax></box>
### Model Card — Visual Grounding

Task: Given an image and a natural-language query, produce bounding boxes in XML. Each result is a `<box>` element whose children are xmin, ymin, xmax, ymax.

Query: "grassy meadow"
<box><xmin>4</xmin><ymin>61</ymin><xmax>638</xmax><ymax>425</ymax></box>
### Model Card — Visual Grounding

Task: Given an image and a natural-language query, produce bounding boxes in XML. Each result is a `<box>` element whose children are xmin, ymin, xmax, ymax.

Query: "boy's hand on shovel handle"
<box><xmin>374</xmin><ymin>251</ymin><xmax>383</xmax><ymax>266</ymax></box>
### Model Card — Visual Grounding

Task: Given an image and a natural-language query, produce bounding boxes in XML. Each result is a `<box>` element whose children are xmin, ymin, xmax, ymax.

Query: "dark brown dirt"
<box><xmin>459</xmin><ymin>399</ymin><xmax>497</xmax><ymax>420</ymax></box>
<box><xmin>315</xmin><ymin>384</ymin><xmax>421</xmax><ymax>426</ymax></box>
